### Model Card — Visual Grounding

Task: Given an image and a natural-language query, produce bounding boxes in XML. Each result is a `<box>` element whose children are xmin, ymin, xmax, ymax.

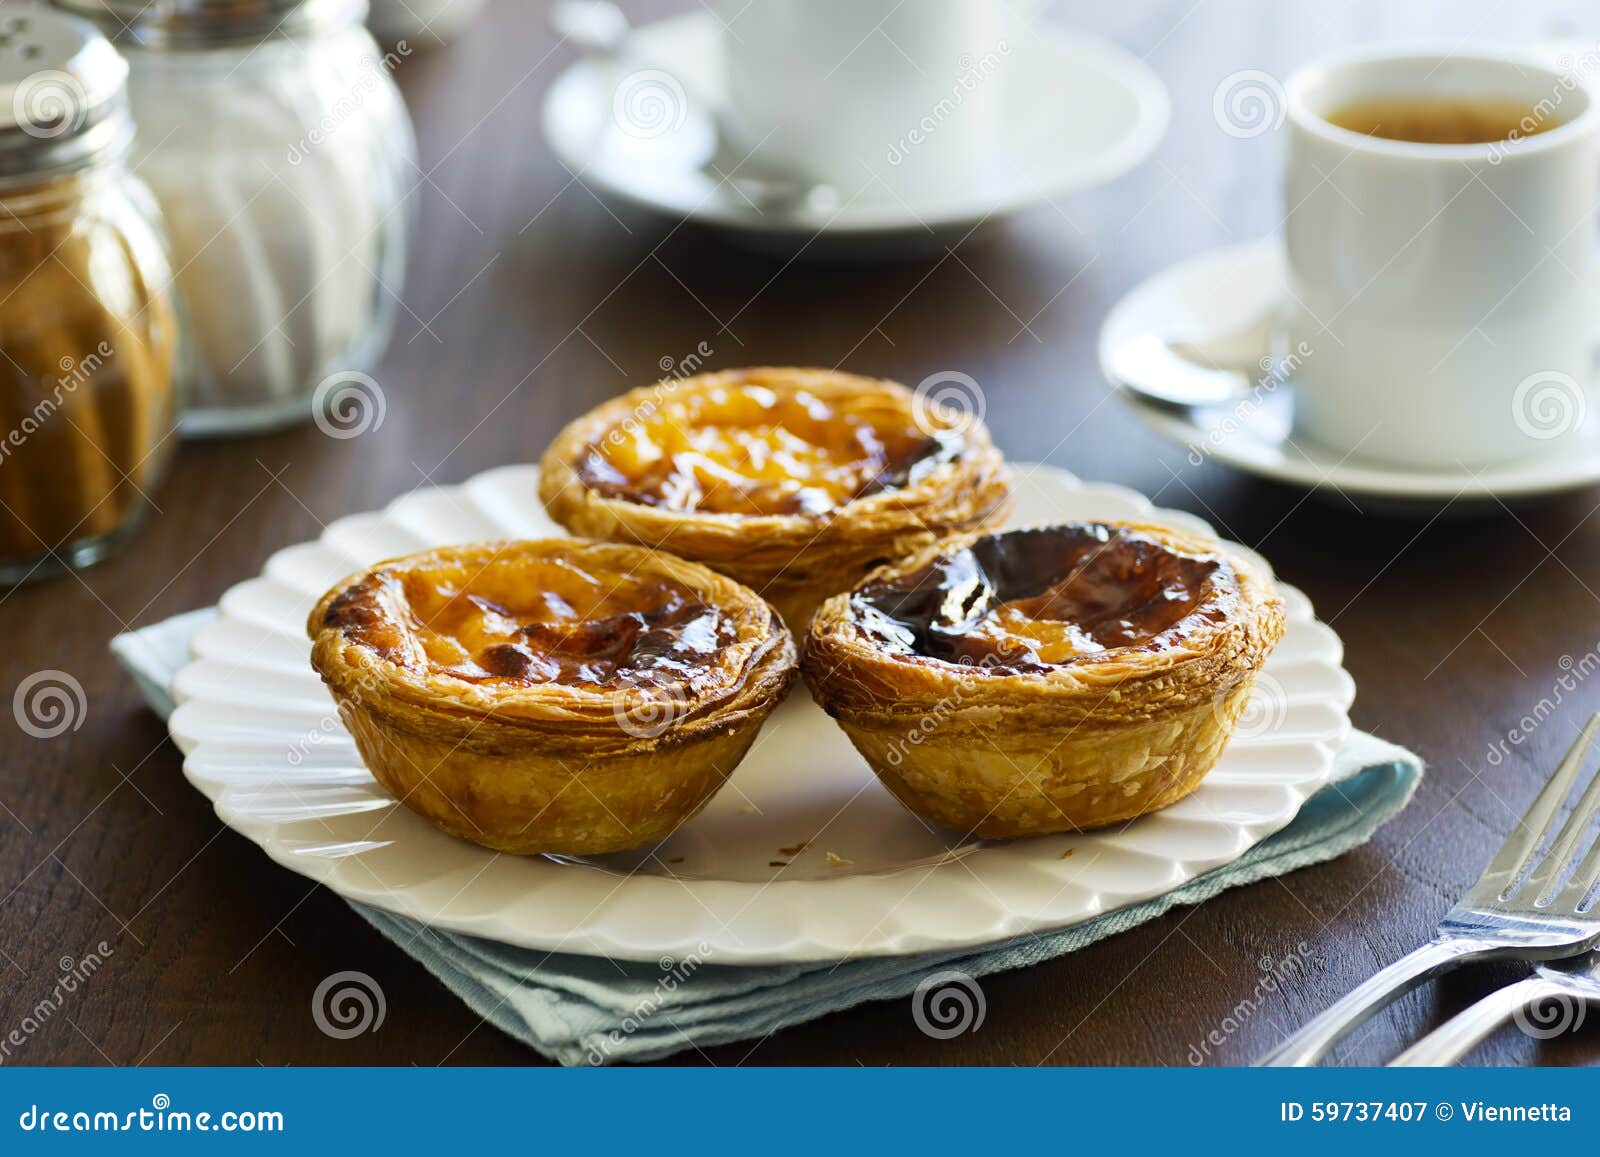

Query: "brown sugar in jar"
<box><xmin>0</xmin><ymin>11</ymin><xmax>180</xmax><ymax>583</ymax></box>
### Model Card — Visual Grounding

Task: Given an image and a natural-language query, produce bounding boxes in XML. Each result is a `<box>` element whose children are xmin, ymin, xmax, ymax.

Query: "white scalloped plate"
<box><xmin>167</xmin><ymin>464</ymin><xmax>1353</xmax><ymax>964</ymax></box>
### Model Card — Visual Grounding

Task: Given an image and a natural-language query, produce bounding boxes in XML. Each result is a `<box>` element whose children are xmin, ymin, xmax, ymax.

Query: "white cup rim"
<box><xmin>1286</xmin><ymin>44</ymin><xmax>1600</xmax><ymax>162</ymax></box>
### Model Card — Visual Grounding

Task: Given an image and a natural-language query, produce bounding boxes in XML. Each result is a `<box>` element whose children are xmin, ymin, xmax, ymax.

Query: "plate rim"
<box><xmin>168</xmin><ymin>462</ymin><xmax>1353</xmax><ymax>964</ymax></box>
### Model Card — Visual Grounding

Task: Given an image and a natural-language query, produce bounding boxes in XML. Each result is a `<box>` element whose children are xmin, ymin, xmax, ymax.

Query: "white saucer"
<box><xmin>1101</xmin><ymin>239</ymin><xmax>1600</xmax><ymax>505</ymax></box>
<box><xmin>541</xmin><ymin>12</ymin><xmax>1168</xmax><ymax>252</ymax></box>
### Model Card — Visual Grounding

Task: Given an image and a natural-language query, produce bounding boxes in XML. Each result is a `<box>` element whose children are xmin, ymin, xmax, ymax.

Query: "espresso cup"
<box><xmin>1284</xmin><ymin>48</ymin><xmax>1600</xmax><ymax>468</ymax></box>
<box><xmin>711</xmin><ymin>0</ymin><xmax>1008</xmax><ymax>201</ymax></box>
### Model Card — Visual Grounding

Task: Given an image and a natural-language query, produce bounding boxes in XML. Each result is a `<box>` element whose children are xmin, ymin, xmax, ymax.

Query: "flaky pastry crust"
<box><xmin>307</xmin><ymin>539</ymin><xmax>796</xmax><ymax>855</ymax></box>
<box><xmin>537</xmin><ymin>367</ymin><xmax>1012</xmax><ymax>628</ymax></box>
<box><xmin>803</xmin><ymin>522</ymin><xmax>1286</xmax><ymax>836</ymax></box>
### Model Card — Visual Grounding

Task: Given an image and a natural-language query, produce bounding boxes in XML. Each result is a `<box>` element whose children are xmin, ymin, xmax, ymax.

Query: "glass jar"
<box><xmin>56</xmin><ymin>0</ymin><xmax>416</xmax><ymax>436</ymax></box>
<box><xmin>0</xmin><ymin>10</ymin><xmax>181</xmax><ymax>584</ymax></box>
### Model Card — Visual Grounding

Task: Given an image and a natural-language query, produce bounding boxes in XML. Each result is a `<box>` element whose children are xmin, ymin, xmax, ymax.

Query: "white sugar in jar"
<box><xmin>55</xmin><ymin>0</ymin><xmax>416</xmax><ymax>436</ymax></box>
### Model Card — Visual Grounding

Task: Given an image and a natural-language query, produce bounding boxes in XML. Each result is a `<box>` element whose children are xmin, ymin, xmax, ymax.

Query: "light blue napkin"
<box><xmin>112</xmin><ymin>610</ymin><xmax>1422</xmax><ymax>1066</ymax></box>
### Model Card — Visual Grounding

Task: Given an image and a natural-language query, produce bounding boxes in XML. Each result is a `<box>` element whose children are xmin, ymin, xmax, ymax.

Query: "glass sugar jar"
<box><xmin>0</xmin><ymin>8</ymin><xmax>182</xmax><ymax>584</ymax></box>
<box><xmin>55</xmin><ymin>0</ymin><xmax>416</xmax><ymax>435</ymax></box>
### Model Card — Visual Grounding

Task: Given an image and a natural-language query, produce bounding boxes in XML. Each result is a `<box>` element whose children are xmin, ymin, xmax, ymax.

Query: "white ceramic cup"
<box><xmin>1284</xmin><ymin>48</ymin><xmax>1600</xmax><ymax>468</ymax></box>
<box><xmin>711</xmin><ymin>0</ymin><xmax>1008</xmax><ymax>201</ymax></box>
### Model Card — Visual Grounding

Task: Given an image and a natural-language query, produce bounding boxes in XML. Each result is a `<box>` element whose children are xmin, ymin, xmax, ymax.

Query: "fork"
<box><xmin>1389</xmin><ymin>950</ymin><xmax>1600</xmax><ymax>1065</ymax></box>
<box><xmin>1258</xmin><ymin>714</ymin><xmax>1600</xmax><ymax>1066</ymax></box>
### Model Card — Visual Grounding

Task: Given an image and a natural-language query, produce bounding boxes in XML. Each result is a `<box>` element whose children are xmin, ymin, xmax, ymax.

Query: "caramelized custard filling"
<box><xmin>850</xmin><ymin>524</ymin><xmax>1234</xmax><ymax>672</ymax></box>
<box><xmin>322</xmin><ymin>553</ymin><xmax>735</xmax><ymax>690</ymax></box>
<box><xmin>576</xmin><ymin>382</ymin><xmax>959</xmax><ymax>516</ymax></box>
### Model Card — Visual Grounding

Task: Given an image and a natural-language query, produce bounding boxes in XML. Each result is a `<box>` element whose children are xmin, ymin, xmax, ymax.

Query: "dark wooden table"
<box><xmin>6</xmin><ymin>0</ymin><xmax>1600</xmax><ymax>1066</ymax></box>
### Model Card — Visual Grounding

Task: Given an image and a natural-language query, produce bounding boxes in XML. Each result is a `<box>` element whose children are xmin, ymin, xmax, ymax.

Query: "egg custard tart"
<box><xmin>803</xmin><ymin>522</ymin><xmax>1285</xmax><ymax>836</ymax></box>
<box><xmin>538</xmin><ymin>368</ymin><xmax>1012</xmax><ymax>628</ymax></box>
<box><xmin>307</xmin><ymin>540</ymin><xmax>796</xmax><ymax>855</ymax></box>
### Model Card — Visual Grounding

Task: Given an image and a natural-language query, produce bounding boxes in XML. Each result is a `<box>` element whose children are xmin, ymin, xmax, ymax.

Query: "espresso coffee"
<box><xmin>1325</xmin><ymin>96</ymin><xmax>1555</xmax><ymax>144</ymax></box>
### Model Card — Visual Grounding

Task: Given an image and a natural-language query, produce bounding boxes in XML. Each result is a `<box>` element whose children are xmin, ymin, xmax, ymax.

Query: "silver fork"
<box><xmin>1390</xmin><ymin>951</ymin><xmax>1600</xmax><ymax>1065</ymax></box>
<box><xmin>1258</xmin><ymin>714</ymin><xmax>1600</xmax><ymax>1066</ymax></box>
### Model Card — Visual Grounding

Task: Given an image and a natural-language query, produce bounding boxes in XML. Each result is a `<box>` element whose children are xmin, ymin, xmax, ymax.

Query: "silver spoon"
<box><xmin>550</xmin><ymin>0</ymin><xmax>838</xmax><ymax>214</ymax></box>
<box><xmin>1106</xmin><ymin>311</ymin><xmax>1277</xmax><ymax>410</ymax></box>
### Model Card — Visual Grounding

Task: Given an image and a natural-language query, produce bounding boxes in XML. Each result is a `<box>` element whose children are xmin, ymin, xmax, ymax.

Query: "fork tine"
<box><xmin>1558</xmin><ymin>823</ymin><xmax>1600</xmax><ymax>907</ymax></box>
<box><xmin>1481</xmin><ymin>714</ymin><xmax>1600</xmax><ymax>895</ymax></box>
<box><xmin>1524</xmin><ymin>722</ymin><xmax>1600</xmax><ymax>901</ymax></box>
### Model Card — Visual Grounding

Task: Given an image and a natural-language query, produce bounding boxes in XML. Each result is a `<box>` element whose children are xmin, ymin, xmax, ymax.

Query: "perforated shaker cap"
<box><xmin>0</xmin><ymin>7</ymin><xmax>129</xmax><ymax>179</ymax></box>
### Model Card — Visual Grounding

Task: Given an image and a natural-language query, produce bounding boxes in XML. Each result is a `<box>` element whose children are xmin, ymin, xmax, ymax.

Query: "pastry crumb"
<box><xmin>768</xmin><ymin>860</ymin><xmax>788</xmax><ymax>868</ymax></box>
<box><xmin>739</xmin><ymin>804</ymin><xmax>757</xmax><ymax>815</ymax></box>
<box><xmin>1059</xmin><ymin>848</ymin><xmax>1075</xmax><ymax>860</ymax></box>
<box><xmin>668</xmin><ymin>856</ymin><xmax>685</xmax><ymax>864</ymax></box>
<box><xmin>825</xmin><ymin>852</ymin><xmax>853</xmax><ymax>868</ymax></box>
<box><xmin>778</xmin><ymin>840</ymin><xmax>809</xmax><ymax>857</ymax></box>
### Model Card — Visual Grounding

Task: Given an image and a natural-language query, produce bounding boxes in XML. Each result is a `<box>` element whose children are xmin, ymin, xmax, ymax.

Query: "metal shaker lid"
<box><xmin>51</xmin><ymin>0</ymin><xmax>367</xmax><ymax>49</ymax></box>
<box><xmin>0</xmin><ymin>7</ymin><xmax>130</xmax><ymax>179</ymax></box>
